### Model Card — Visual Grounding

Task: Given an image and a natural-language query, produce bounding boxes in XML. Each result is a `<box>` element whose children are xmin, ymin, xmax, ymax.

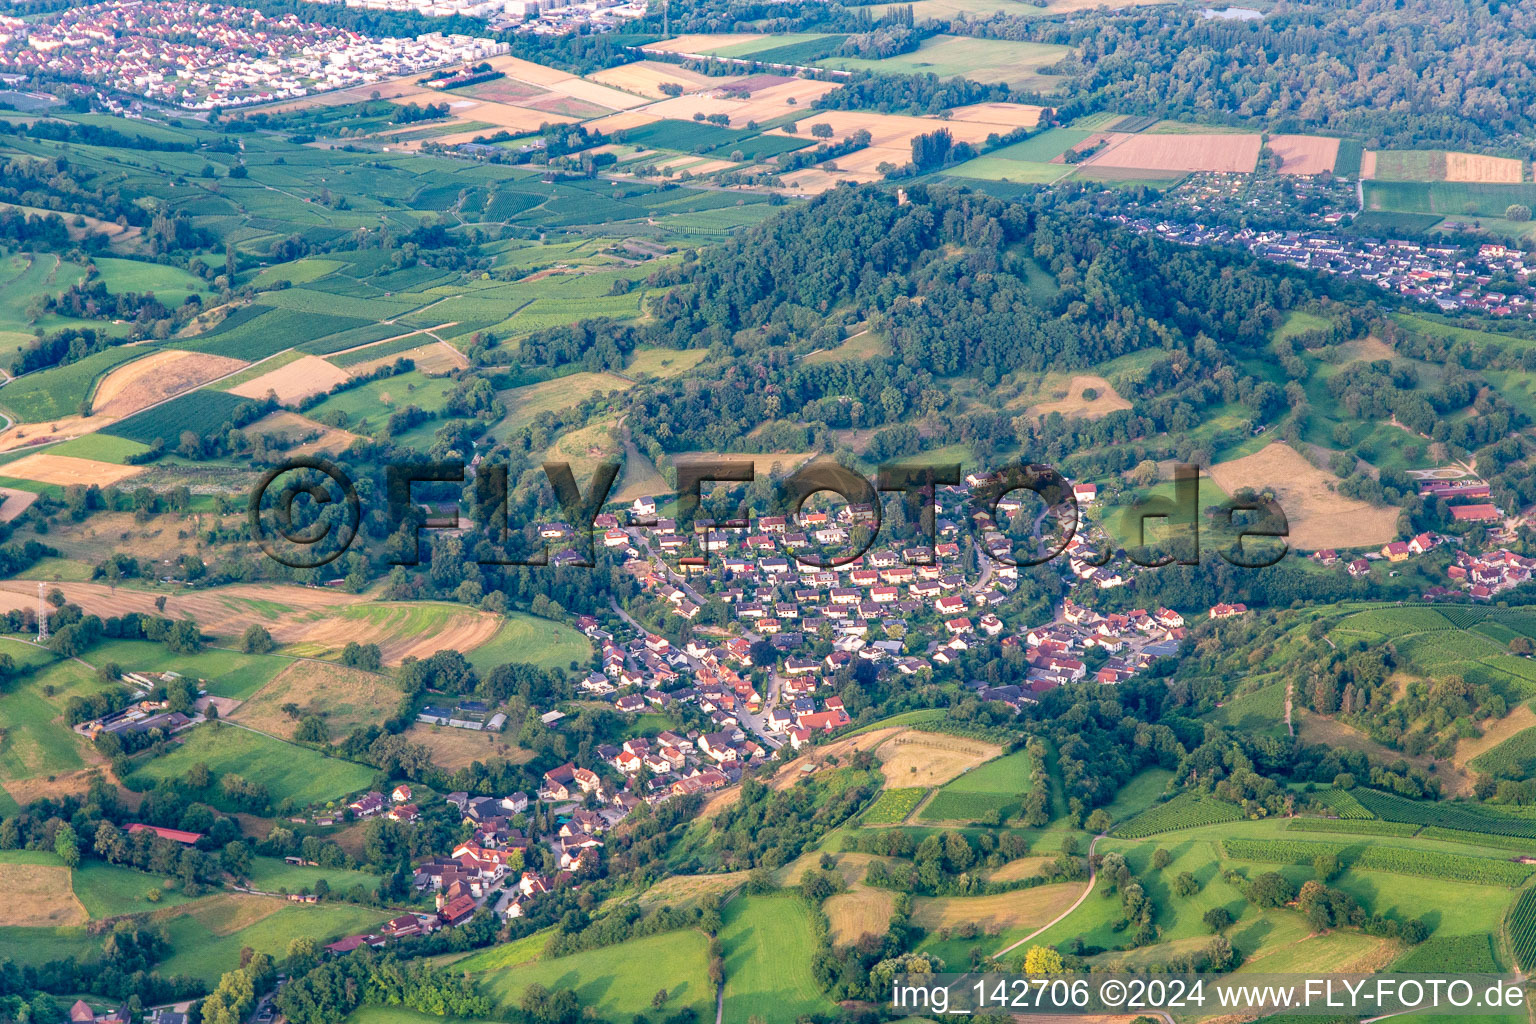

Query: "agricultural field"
<box><xmin>1220</xmin><ymin>837</ymin><xmax>1532</xmax><ymax>886</ymax></box>
<box><xmin>227</xmin><ymin>354</ymin><xmax>351</xmax><ymax>404</ymax></box>
<box><xmin>462</xmin><ymin>611</ymin><xmax>592</xmax><ymax>674</ymax></box>
<box><xmin>477</xmin><ymin>927</ymin><xmax>713</xmax><ymax>1022</ymax></box>
<box><xmin>873</xmin><ymin>730</ymin><xmax>1002</xmax><ymax>787</ymax></box>
<box><xmin>1111</xmin><ymin>791</ymin><xmax>1243</xmax><ymax>838</ymax></box>
<box><xmin>918</xmin><ymin>748</ymin><xmax>1034</xmax><ymax>822</ymax></box>
<box><xmin>102</xmin><ymin>388</ymin><xmax>255</xmax><ymax>447</ymax></box>
<box><xmin>825</xmin><ymin>884</ymin><xmax>897</xmax><ymax>946</ymax></box>
<box><xmin>0</xmin><ymin>345</ymin><xmax>141</xmax><ymax>425</ymax></box>
<box><xmin>155</xmin><ymin>896</ymin><xmax>386</xmax><ymax>984</ymax></box>
<box><xmin>1511</xmin><ymin>888</ymin><xmax>1536</xmax><ymax>972</ymax></box>
<box><xmin>279</xmin><ymin>601</ymin><xmax>503</xmax><ymax>665</ymax></box>
<box><xmin>1077</xmin><ymin>132</ymin><xmax>1261</xmax><ymax>174</ymax></box>
<box><xmin>90</xmin><ymin>349</ymin><xmax>248</xmax><ymax>418</ymax></box>
<box><xmin>861</xmin><ymin>787</ymin><xmax>926</xmax><ymax>824</ymax></box>
<box><xmin>719</xmin><ymin>896</ymin><xmax>837</xmax><ymax>1024</ymax></box>
<box><xmin>1467</xmin><ymin>725</ymin><xmax>1536</xmax><ymax>780</ymax></box>
<box><xmin>497</xmin><ymin>371</ymin><xmax>633</xmax><ymax>435</ymax></box>
<box><xmin>125</xmin><ymin>722</ymin><xmax>376</xmax><ymax>811</ymax></box>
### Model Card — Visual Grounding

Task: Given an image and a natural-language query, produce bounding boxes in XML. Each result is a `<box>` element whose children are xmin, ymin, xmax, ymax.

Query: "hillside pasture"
<box><xmin>1023</xmin><ymin>374</ymin><xmax>1131</xmax><ymax>420</ymax></box>
<box><xmin>280</xmin><ymin>601</ymin><xmax>502</xmax><ymax>665</ymax></box>
<box><xmin>1206</xmin><ymin>442</ymin><xmax>1399</xmax><ymax>549</ymax></box>
<box><xmin>155</xmin><ymin>898</ymin><xmax>385</xmax><ymax>984</ymax></box>
<box><xmin>0</xmin><ymin>859</ymin><xmax>86</xmax><ymax>926</ymax></box>
<box><xmin>497</xmin><ymin>372</ymin><xmax>632</xmax><ymax>434</ymax></box>
<box><xmin>244</xmin><ymin>410</ymin><xmax>360</xmax><ymax>455</ymax></box>
<box><xmin>720</xmin><ymin>896</ymin><xmax>837</xmax><ymax>1024</ymax></box>
<box><xmin>127</xmin><ymin>723</ymin><xmax>375</xmax><ymax>810</ymax></box>
<box><xmin>478</xmin><ymin>928</ymin><xmax>713</xmax><ymax>1022</ymax></box>
<box><xmin>402</xmin><ymin>723</ymin><xmax>537</xmax><ymax>772</ymax></box>
<box><xmin>462</xmin><ymin>612</ymin><xmax>591</xmax><ymax>674</ymax></box>
<box><xmin>826</xmin><ymin>884</ymin><xmax>896</xmax><ymax>946</ymax></box>
<box><xmin>230</xmin><ymin>661</ymin><xmax>400</xmax><ymax>743</ymax></box>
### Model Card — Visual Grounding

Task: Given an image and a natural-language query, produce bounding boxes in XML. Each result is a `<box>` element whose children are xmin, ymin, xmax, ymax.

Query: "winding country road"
<box><xmin>992</xmin><ymin>833</ymin><xmax>1105</xmax><ymax>961</ymax></box>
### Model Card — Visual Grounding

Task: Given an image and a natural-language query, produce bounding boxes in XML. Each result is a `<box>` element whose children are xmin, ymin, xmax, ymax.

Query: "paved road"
<box><xmin>992</xmin><ymin>833</ymin><xmax>1104</xmax><ymax>961</ymax></box>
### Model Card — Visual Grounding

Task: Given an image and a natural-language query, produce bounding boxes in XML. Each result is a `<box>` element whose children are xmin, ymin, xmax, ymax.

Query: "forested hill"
<box><xmin>604</xmin><ymin>183</ymin><xmax>1346</xmax><ymax>463</ymax></box>
<box><xmin>642</xmin><ymin>184</ymin><xmax>1312</xmax><ymax>370</ymax></box>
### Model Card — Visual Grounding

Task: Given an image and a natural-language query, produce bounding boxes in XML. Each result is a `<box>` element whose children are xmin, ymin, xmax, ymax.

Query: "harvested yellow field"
<box><xmin>228</xmin><ymin>354</ymin><xmax>350</xmax><ymax>404</ymax></box>
<box><xmin>827</xmin><ymin>885</ymin><xmax>897</xmax><ymax>946</ymax></box>
<box><xmin>0</xmin><ymin>487</ymin><xmax>39</xmax><ymax>521</ymax></box>
<box><xmin>874</xmin><ymin>731</ymin><xmax>1002</xmax><ymax>787</ymax></box>
<box><xmin>404</xmin><ymin>722</ymin><xmax>537</xmax><ymax>771</ymax></box>
<box><xmin>285</xmin><ymin>605</ymin><xmax>502</xmax><ymax>666</ymax></box>
<box><xmin>0</xmin><ymin>862</ymin><xmax>86</xmax><ymax>926</ymax></box>
<box><xmin>245</xmin><ymin>411</ymin><xmax>360</xmax><ymax>455</ymax></box>
<box><xmin>1025</xmin><ymin>374</ymin><xmax>1131</xmax><ymax>420</ymax></box>
<box><xmin>1267</xmin><ymin>135</ymin><xmax>1340</xmax><ymax>176</ymax></box>
<box><xmin>1359</xmin><ymin>150</ymin><xmax>1378</xmax><ymax>178</ymax></box>
<box><xmin>585</xmin><ymin>109</ymin><xmax>662</xmax><ymax>135</ymax></box>
<box><xmin>633</xmin><ymin>871</ymin><xmax>748</xmax><ymax>908</ymax></box>
<box><xmin>1084</xmin><ymin>132</ymin><xmax>1261</xmax><ymax>173</ymax></box>
<box><xmin>231</xmin><ymin>661</ymin><xmax>401</xmax><ymax>742</ymax></box>
<box><xmin>587</xmin><ymin>61</ymin><xmax>728</xmax><ymax>99</ymax></box>
<box><xmin>643</xmin><ymin>33</ymin><xmax>765</xmax><ymax>54</ymax></box>
<box><xmin>988</xmin><ymin>856</ymin><xmax>1056</xmax><ymax>882</ymax></box>
<box><xmin>484</xmin><ymin>54</ymin><xmax>645</xmax><ymax>110</ymax></box>
<box><xmin>946</xmin><ymin>102</ymin><xmax>1045</xmax><ymax>128</ymax></box>
<box><xmin>347</xmin><ymin>341</ymin><xmax>464</xmax><ymax>377</ymax></box>
<box><xmin>92</xmin><ymin>349</ymin><xmax>248</xmax><ymax>418</ymax></box>
<box><xmin>772</xmin><ymin>726</ymin><xmax>902</xmax><ymax>790</ymax></box>
<box><xmin>765</xmin><ymin>109</ymin><xmax>1003</xmax><ymax>182</ymax></box>
<box><xmin>0</xmin><ymin>584</ymin><xmax>501</xmax><ymax>665</ymax></box>
<box><xmin>0</xmin><ymin>414</ymin><xmax>98</xmax><ymax>451</ymax></box>
<box><xmin>1444</xmin><ymin>152</ymin><xmax>1523</xmax><ymax>183</ymax></box>
<box><xmin>643</xmin><ymin>77</ymin><xmax>839</xmax><ymax>129</ymax></box>
<box><xmin>4</xmin><ymin>453</ymin><xmax>143</xmax><ymax>486</ymax></box>
<box><xmin>1206</xmin><ymin>442</ymin><xmax>1400</xmax><ymax>550</ymax></box>
<box><xmin>911</xmin><ymin>883</ymin><xmax>1086</xmax><ymax>933</ymax></box>
<box><xmin>780</xmin><ymin>168</ymin><xmax>842</xmax><ymax>194</ymax></box>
